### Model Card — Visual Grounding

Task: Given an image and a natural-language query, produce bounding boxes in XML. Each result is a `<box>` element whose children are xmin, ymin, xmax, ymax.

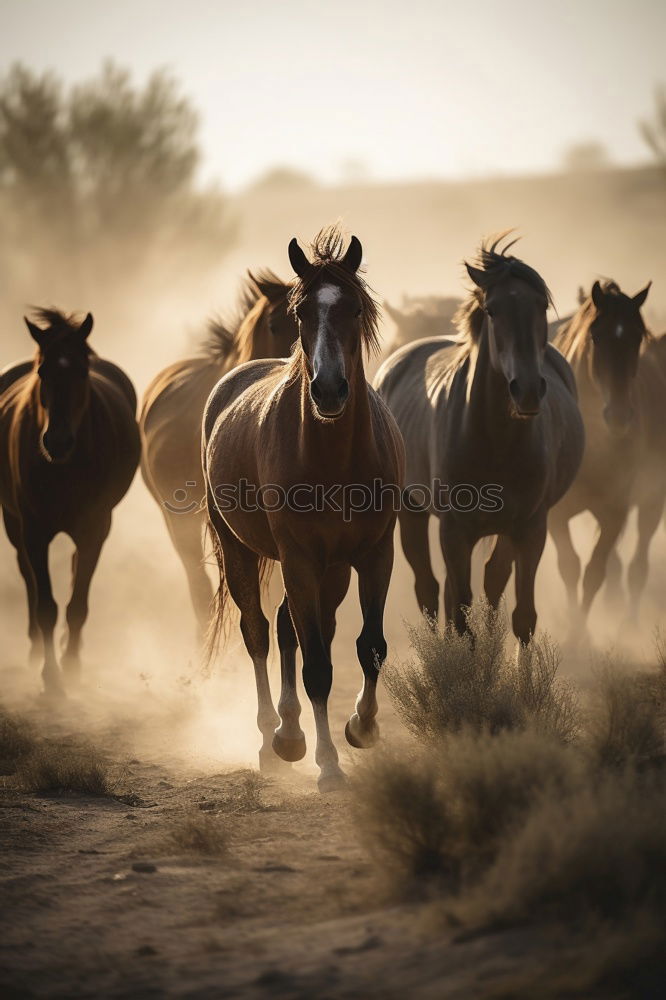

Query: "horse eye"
<box><xmin>355</xmin><ymin>308</ymin><xmax>362</xmax><ymax>319</ymax></box>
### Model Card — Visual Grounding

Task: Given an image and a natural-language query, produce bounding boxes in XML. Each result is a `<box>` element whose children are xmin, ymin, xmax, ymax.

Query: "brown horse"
<box><xmin>0</xmin><ymin>309</ymin><xmax>140</xmax><ymax>695</ymax></box>
<box><xmin>140</xmin><ymin>272</ymin><xmax>297</xmax><ymax>638</ymax></box>
<box><xmin>374</xmin><ymin>238</ymin><xmax>584</xmax><ymax>643</ymax></box>
<box><xmin>549</xmin><ymin>280</ymin><xmax>660</xmax><ymax>626</ymax></box>
<box><xmin>203</xmin><ymin>227</ymin><xmax>404</xmax><ymax>790</ymax></box>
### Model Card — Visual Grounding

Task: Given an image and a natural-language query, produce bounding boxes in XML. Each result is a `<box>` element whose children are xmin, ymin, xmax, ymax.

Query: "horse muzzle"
<box><xmin>309</xmin><ymin>375</ymin><xmax>350</xmax><ymax>419</ymax></box>
<box><xmin>509</xmin><ymin>376</ymin><xmax>547</xmax><ymax>419</ymax></box>
<box><xmin>41</xmin><ymin>429</ymin><xmax>75</xmax><ymax>463</ymax></box>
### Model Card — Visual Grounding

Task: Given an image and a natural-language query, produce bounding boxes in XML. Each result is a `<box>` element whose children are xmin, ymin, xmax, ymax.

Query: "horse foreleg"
<box><xmin>62</xmin><ymin>516</ymin><xmax>111</xmax><ymax>681</ymax></box>
<box><xmin>484</xmin><ymin>535</ymin><xmax>514</xmax><ymax>608</ymax></box>
<box><xmin>581</xmin><ymin>508</ymin><xmax>627</xmax><ymax>620</ymax></box>
<box><xmin>209</xmin><ymin>512</ymin><xmax>279</xmax><ymax>772</ymax></box>
<box><xmin>398</xmin><ymin>509</ymin><xmax>439</xmax><ymax>620</ymax></box>
<box><xmin>282</xmin><ymin>554</ymin><xmax>345</xmax><ymax>792</ymax></box>
<box><xmin>548</xmin><ymin>505</ymin><xmax>581</xmax><ymax>614</ymax></box>
<box><xmin>439</xmin><ymin>516</ymin><xmax>473</xmax><ymax>634</ymax></box>
<box><xmin>627</xmin><ymin>491</ymin><xmax>665</xmax><ymax>624</ymax></box>
<box><xmin>512</xmin><ymin>515</ymin><xmax>548</xmax><ymax>644</ymax></box>
<box><xmin>272</xmin><ymin>593</ymin><xmax>306</xmax><ymax>763</ymax></box>
<box><xmin>346</xmin><ymin>533</ymin><xmax>393</xmax><ymax>749</ymax></box>
<box><xmin>23</xmin><ymin>529</ymin><xmax>62</xmax><ymax>697</ymax></box>
<box><xmin>2</xmin><ymin>509</ymin><xmax>40</xmax><ymax>664</ymax></box>
<box><xmin>165</xmin><ymin>509</ymin><xmax>213</xmax><ymax>646</ymax></box>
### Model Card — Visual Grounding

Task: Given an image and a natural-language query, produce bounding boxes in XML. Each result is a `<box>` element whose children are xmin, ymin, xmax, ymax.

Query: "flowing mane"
<box><xmin>201</xmin><ymin>269</ymin><xmax>292</xmax><ymax>364</ymax></box>
<box><xmin>288</xmin><ymin>224</ymin><xmax>380</xmax><ymax>357</ymax></box>
<box><xmin>557</xmin><ymin>280</ymin><xmax>651</xmax><ymax>362</ymax></box>
<box><xmin>28</xmin><ymin>308</ymin><xmax>94</xmax><ymax>356</ymax></box>
<box><xmin>455</xmin><ymin>235</ymin><xmax>553</xmax><ymax>346</ymax></box>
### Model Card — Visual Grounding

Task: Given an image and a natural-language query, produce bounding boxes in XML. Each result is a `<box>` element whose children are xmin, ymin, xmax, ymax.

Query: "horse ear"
<box><xmin>24</xmin><ymin>317</ymin><xmax>45</xmax><ymax>346</ymax></box>
<box><xmin>465</xmin><ymin>263</ymin><xmax>488</xmax><ymax>289</ymax></box>
<box><xmin>288</xmin><ymin>238</ymin><xmax>310</xmax><ymax>278</ymax></box>
<box><xmin>79</xmin><ymin>312</ymin><xmax>94</xmax><ymax>339</ymax></box>
<box><xmin>251</xmin><ymin>273</ymin><xmax>286</xmax><ymax>303</ymax></box>
<box><xmin>591</xmin><ymin>281</ymin><xmax>606</xmax><ymax>311</ymax></box>
<box><xmin>633</xmin><ymin>281</ymin><xmax>651</xmax><ymax>309</ymax></box>
<box><xmin>577</xmin><ymin>285</ymin><xmax>586</xmax><ymax>305</ymax></box>
<box><xmin>341</xmin><ymin>235</ymin><xmax>363</xmax><ymax>274</ymax></box>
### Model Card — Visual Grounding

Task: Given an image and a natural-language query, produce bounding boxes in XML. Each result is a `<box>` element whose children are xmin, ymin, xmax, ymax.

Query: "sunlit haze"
<box><xmin>1</xmin><ymin>0</ymin><xmax>664</xmax><ymax>189</ymax></box>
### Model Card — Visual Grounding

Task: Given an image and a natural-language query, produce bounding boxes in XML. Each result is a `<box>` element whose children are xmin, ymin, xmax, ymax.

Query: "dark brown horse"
<box><xmin>374</xmin><ymin>238</ymin><xmax>584</xmax><ymax>643</ymax></box>
<box><xmin>0</xmin><ymin>309</ymin><xmax>140</xmax><ymax>695</ymax></box>
<box><xmin>140</xmin><ymin>273</ymin><xmax>297</xmax><ymax>638</ymax></box>
<box><xmin>549</xmin><ymin>280</ymin><xmax>661</xmax><ymax>625</ymax></box>
<box><xmin>203</xmin><ymin>227</ymin><xmax>404</xmax><ymax>790</ymax></box>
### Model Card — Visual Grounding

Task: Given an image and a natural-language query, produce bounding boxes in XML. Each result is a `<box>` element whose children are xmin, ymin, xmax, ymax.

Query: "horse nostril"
<box><xmin>509</xmin><ymin>379</ymin><xmax>520</xmax><ymax>400</ymax></box>
<box><xmin>539</xmin><ymin>377</ymin><xmax>547</xmax><ymax>399</ymax></box>
<box><xmin>310</xmin><ymin>379</ymin><xmax>323</xmax><ymax>404</ymax></box>
<box><xmin>338</xmin><ymin>377</ymin><xmax>349</xmax><ymax>402</ymax></box>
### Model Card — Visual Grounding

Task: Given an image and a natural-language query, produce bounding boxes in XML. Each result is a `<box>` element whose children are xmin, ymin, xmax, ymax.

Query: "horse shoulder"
<box><xmin>203</xmin><ymin>358</ymin><xmax>288</xmax><ymax>444</ymax></box>
<box><xmin>544</xmin><ymin>343</ymin><xmax>578</xmax><ymax>399</ymax></box>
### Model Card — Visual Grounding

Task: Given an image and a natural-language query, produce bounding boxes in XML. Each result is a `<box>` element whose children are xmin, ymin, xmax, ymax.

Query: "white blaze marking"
<box><xmin>58</xmin><ymin>357</ymin><xmax>70</xmax><ymax>368</ymax></box>
<box><xmin>317</xmin><ymin>284</ymin><xmax>342</xmax><ymax>308</ymax></box>
<box><xmin>616</xmin><ymin>324</ymin><xmax>624</xmax><ymax>339</ymax></box>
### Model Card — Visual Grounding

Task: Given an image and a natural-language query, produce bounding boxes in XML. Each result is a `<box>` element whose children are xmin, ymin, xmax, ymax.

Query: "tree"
<box><xmin>0</xmin><ymin>63</ymin><xmax>234</xmax><ymax>343</ymax></box>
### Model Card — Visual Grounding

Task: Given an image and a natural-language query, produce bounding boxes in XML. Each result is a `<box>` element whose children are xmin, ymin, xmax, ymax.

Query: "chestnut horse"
<box><xmin>0</xmin><ymin>310</ymin><xmax>140</xmax><ymax>695</ymax></box>
<box><xmin>549</xmin><ymin>279</ymin><xmax>660</xmax><ymax>625</ymax></box>
<box><xmin>140</xmin><ymin>272</ymin><xmax>297</xmax><ymax>638</ymax></box>
<box><xmin>203</xmin><ymin>228</ymin><xmax>404</xmax><ymax>790</ymax></box>
<box><xmin>374</xmin><ymin>238</ymin><xmax>584</xmax><ymax>643</ymax></box>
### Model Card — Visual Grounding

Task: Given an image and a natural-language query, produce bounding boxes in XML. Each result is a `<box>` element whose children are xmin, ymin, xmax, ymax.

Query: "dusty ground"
<box><xmin>0</xmin><ymin>682</ymin><xmax>598</xmax><ymax>1000</ymax></box>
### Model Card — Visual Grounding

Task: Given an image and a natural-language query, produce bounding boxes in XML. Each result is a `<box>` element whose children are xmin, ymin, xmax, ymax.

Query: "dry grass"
<box><xmin>0</xmin><ymin>708</ymin><xmax>36</xmax><ymax>775</ymax></box>
<box><xmin>384</xmin><ymin>602</ymin><xmax>579</xmax><ymax>743</ymax></box>
<box><xmin>353</xmin><ymin>605</ymin><xmax>666</xmax><ymax>994</ymax></box>
<box><xmin>165</xmin><ymin>812</ymin><xmax>228</xmax><ymax>857</ymax></box>
<box><xmin>16</xmin><ymin>745</ymin><xmax>117</xmax><ymax>797</ymax></box>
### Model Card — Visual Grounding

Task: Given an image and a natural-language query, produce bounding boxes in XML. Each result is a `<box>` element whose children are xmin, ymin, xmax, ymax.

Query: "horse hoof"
<box><xmin>42</xmin><ymin>682</ymin><xmax>67</xmax><ymax>701</ymax></box>
<box><xmin>345</xmin><ymin>716</ymin><xmax>379</xmax><ymax>749</ymax></box>
<box><xmin>272</xmin><ymin>732</ymin><xmax>307</xmax><ymax>763</ymax></box>
<box><xmin>317</xmin><ymin>769</ymin><xmax>347</xmax><ymax>794</ymax></box>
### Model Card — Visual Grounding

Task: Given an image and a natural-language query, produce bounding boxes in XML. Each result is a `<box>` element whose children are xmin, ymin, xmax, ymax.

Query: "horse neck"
<box><xmin>234</xmin><ymin>298</ymin><xmax>271</xmax><ymax>366</ymax></box>
<box><xmin>296</xmin><ymin>350</ymin><xmax>373</xmax><ymax>465</ymax></box>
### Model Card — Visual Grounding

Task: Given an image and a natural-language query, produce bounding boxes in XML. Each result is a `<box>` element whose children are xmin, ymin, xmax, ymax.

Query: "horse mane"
<box><xmin>201</xmin><ymin>269</ymin><xmax>291</xmax><ymax>364</ymax></box>
<box><xmin>454</xmin><ymin>235</ymin><xmax>553</xmax><ymax>348</ymax></box>
<box><xmin>288</xmin><ymin>224</ymin><xmax>381</xmax><ymax>357</ymax></box>
<box><xmin>557</xmin><ymin>280</ymin><xmax>651</xmax><ymax>362</ymax></box>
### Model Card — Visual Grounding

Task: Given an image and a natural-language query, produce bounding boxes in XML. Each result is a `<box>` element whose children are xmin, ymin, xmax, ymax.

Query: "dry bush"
<box><xmin>165</xmin><ymin>812</ymin><xmax>228</xmax><ymax>857</ymax></box>
<box><xmin>353</xmin><ymin>729</ymin><xmax>582</xmax><ymax>892</ymax></box>
<box><xmin>586</xmin><ymin>660</ymin><xmax>666</xmax><ymax>768</ymax></box>
<box><xmin>456</xmin><ymin>767</ymin><xmax>666</xmax><ymax>928</ymax></box>
<box><xmin>383</xmin><ymin>601</ymin><xmax>578</xmax><ymax>742</ymax></box>
<box><xmin>0</xmin><ymin>708</ymin><xmax>36</xmax><ymax>775</ymax></box>
<box><xmin>16</xmin><ymin>745</ymin><xmax>115</xmax><ymax>797</ymax></box>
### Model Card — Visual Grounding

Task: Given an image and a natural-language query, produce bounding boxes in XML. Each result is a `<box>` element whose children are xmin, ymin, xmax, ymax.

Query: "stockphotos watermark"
<box><xmin>164</xmin><ymin>479</ymin><xmax>503</xmax><ymax>522</ymax></box>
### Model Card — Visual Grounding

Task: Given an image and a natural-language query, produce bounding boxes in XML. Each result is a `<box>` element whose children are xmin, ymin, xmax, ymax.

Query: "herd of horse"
<box><xmin>0</xmin><ymin>226</ymin><xmax>663</xmax><ymax>788</ymax></box>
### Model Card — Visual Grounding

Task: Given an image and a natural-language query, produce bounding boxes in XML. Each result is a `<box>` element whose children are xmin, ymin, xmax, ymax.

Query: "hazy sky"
<box><xmin>1</xmin><ymin>0</ymin><xmax>664</xmax><ymax>189</ymax></box>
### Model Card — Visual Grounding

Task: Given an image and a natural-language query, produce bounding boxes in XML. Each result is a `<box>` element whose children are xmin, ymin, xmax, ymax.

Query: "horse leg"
<box><xmin>512</xmin><ymin>515</ymin><xmax>548</xmax><ymax>644</ymax></box>
<box><xmin>439</xmin><ymin>516</ymin><xmax>473</xmax><ymax>634</ymax></box>
<box><xmin>22</xmin><ymin>529</ymin><xmax>62</xmax><ymax>697</ymax></box>
<box><xmin>398</xmin><ymin>509</ymin><xmax>438</xmax><ymax>619</ymax></box>
<box><xmin>548</xmin><ymin>505</ymin><xmax>581</xmax><ymax>614</ymax></box>
<box><xmin>165</xmin><ymin>511</ymin><xmax>213</xmax><ymax>645</ymax></box>
<box><xmin>604</xmin><ymin>548</ymin><xmax>624</xmax><ymax>613</ymax></box>
<box><xmin>2</xmin><ymin>509</ymin><xmax>40</xmax><ymax>665</ymax></box>
<box><xmin>484</xmin><ymin>535</ymin><xmax>514</xmax><ymax>609</ymax></box>
<box><xmin>581</xmin><ymin>508</ymin><xmax>627</xmax><ymax>620</ymax></box>
<box><xmin>62</xmin><ymin>515</ymin><xmax>112</xmax><ymax>681</ymax></box>
<box><xmin>272</xmin><ymin>593</ymin><xmax>306</xmax><ymax>762</ymax></box>
<box><xmin>346</xmin><ymin>531</ymin><xmax>393</xmax><ymax>749</ymax></box>
<box><xmin>627</xmin><ymin>492</ymin><xmax>665</xmax><ymax>624</ymax></box>
<box><xmin>209</xmin><ymin>512</ymin><xmax>279</xmax><ymax>772</ymax></box>
<box><xmin>281</xmin><ymin>554</ymin><xmax>345</xmax><ymax>792</ymax></box>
